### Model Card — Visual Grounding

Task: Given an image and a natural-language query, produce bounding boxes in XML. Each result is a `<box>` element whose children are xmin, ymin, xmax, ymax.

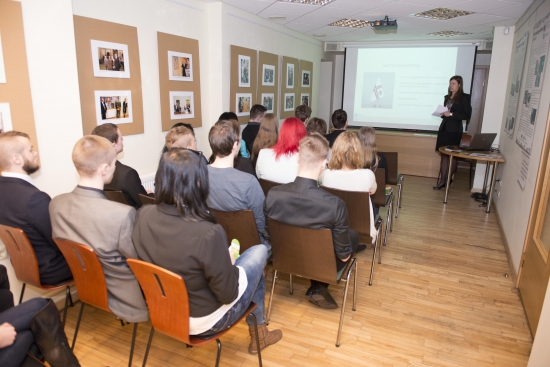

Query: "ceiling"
<box><xmin>203</xmin><ymin>0</ymin><xmax>533</xmax><ymax>42</ymax></box>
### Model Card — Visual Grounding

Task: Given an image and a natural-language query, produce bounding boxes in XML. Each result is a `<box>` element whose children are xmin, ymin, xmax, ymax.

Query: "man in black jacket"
<box><xmin>91</xmin><ymin>123</ymin><xmax>148</xmax><ymax>209</ymax></box>
<box><xmin>264</xmin><ymin>133</ymin><xmax>363</xmax><ymax>309</ymax></box>
<box><xmin>325</xmin><ymin>109</ymin><xmax>348</xmax><ymax>148</ymax></box>
<box><xmin>0</xmin><ymin>131</ymin><xmax>72</xmax><ymax>285</ymax></box>
<box><xmin>241</xmin><ymin>104</ymin><xmax>267</xmax><ymax>155</ymax></box>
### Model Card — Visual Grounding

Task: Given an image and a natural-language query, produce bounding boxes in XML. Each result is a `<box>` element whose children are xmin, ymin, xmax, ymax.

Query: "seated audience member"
<box><xmin>0</xmin><ymin>266</ymin><xmax>13</xmax><ymax>313</ymax></box>
<box><xmin>164</xmin><ymin>125</ymin><xmax>197</xmax><ymax>151</ymax></box>
<box><xmin>218</xmin><ymin>112</ymin><xmax>249</xmax><ymax>158</ymax></box>
<box><xmin>357</xmin><ymin>127</ymin><xmax>387</xmax><ymax>218</ymax></box>
<box><xmin>251</xmin><ymin>113</ymin><xmax>279</xmax><ymax>167</ymax></box>
<box><xmin>295</xmin><ymin>104</ymin><xmax>312</xmax><ymax>124</ymax></box>
<box><xmin>171</xmin><ymin>122</ymin><xmax>194</xmax><ymax>133</ymax></box>
<box><xmin>256</xmin><ymin>117</ymin><xmax>307</xmax><ymax>183</ymax></box>
<box><xmin>319</xmin><ymin>131</ymin><xmax>377</xmax><ymax>238</ymax></box>
<box><xmin>265</xmin><ymin>133</ymin><xmax>364</xmax><ymax>309</ymax></box>
<box><xmin>0</xmin><ymin>131</ymin><xmax>72</xmax><ymax>285</ymax></box>
<box><xmin>0</xmin><ymin>297</ymin><xmax>80</xmax><ymax>367</ymax></box>
<box><xmin>306</xmin><ymin>117</ymin><xmax>327</xmax><ymax>136</ymax></box>
<box><xmin>49</xmin><ymin>136</ymin><xmax>148</xmax><ymax>324</ymax></box>
<box><xmin>91</xmin><ymin>123</ymin><xmax>148</xmax><ymax>209</ymax></box>
<box><xmin>210</xmin><ymin>119</ymin><xmax>256</xmax><ymax>178</ymax></box>
<box><xmin>132</xmin><ymin>148</ymin><xmax>282</xmax><ymax>354</ymax></box>
<box><xmin>242</xmin><ymin>105</ymin><xmax>267</xmax><ymax>155</ymax></box>
<box><xmin>207</xmin><ymin>120</ymin><xmax>269</xmax><ymax>248</ymax></box>
<box><xmin>325</xmin><ymin>109</ymin><xmax>348</xmax><ymax>148</ymax></box>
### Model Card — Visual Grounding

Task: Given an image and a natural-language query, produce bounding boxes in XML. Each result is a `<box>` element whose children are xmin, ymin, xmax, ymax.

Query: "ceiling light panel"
<box><xmin>278</xmin><ymin>0</ymin><xmax>335</xmax><ymax>5</ymax></box>
<box><xmin>427</xmin><ymin>30</ymin><xmax>473</xmax><ymax>37</ymax></box>
<box><xmin>412</xmin><ymin>8</ymin><xmax>473</xmax><ymax>20</ymax></box>
<box><xmin>329</xmin><ymin>18</ymin><xmax>370</xmax><ymax>28</ymax></box>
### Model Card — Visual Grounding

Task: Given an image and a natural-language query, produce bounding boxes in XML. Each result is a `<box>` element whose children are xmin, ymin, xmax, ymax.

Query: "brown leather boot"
<box><xmin>248</xmin><ymin>323</ymin><xmax>282</xmax><ymax>355</ymax></box>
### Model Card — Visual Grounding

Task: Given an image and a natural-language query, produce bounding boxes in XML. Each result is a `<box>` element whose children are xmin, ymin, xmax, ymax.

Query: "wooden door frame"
<box><xmin>468</xmin><ymin>65</ymin><xmax>490</xmax><ymax>134</ymax></box>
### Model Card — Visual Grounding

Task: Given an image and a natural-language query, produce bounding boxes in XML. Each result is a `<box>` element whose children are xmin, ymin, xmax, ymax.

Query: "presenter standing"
<box><xmin>433</xmin><ymin>75</ymin><xmax>472</xmax><ymax>190</ymax></box>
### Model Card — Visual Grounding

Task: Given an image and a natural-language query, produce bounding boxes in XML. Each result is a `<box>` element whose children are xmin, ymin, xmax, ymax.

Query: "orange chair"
<box><xmin>54</xmin><ymin>239</ymin><xmax>138</xmax><ymax>367</ymax></box>
<box><xmin>0</xmin><ymin>225</ymin><xmax>73</xmax><ymax>325</ymax></box>
<box><xmin>126</xmin><ymin>259</ymin><xmax>263</xmax><ymax>367</ymax></box>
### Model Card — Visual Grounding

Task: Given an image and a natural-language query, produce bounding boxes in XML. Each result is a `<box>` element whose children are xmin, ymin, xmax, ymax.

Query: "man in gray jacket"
<box><xmin>49</xmin><ymin>135</ymin><xmax>148</xmax><ymax>323</ymax></box>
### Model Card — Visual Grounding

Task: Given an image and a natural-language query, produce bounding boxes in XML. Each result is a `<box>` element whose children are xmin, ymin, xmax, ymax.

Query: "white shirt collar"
<box><xmin>1</xmin><ymin>172</ymin><xmax>35</xmax><ymax>186</ymax></box>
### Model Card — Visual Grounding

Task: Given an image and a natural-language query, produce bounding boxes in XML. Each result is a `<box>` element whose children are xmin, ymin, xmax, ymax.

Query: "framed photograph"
<box><xmin>284</xmin><ymin>93</ymin><xmax>295</xmax><ymax>112</ymax></box>
<box><xmin>91</xmin><ymin>40</ymin><xmax>130</xmax><ymax>78</ymax></box>
<box><xmin>168</xmin><ymin>51</ymin><xmax>193</xmax><ymax>81</ymax></box>
<box><xmin>286</xmin><ymin>63</ymin><xmax>295</xmax><ymax>88</ymax></box>
<box><xmin>261</xmin><ymin>93</ymin><xmax>274</xmax><ymax>113</ymax></box>
<box><xmin>301</xmin><ymin>93</ymin><xmax>310</xmax><ymax>107</ymax></box>
<box><xmin>239</xmin><ymin>55</ymin><xmax>251</xmax><ymax>87</ymax></box>
<box><xmin>236</xmin><ymin>93</ymin><xmax>252</xmax><ymax>116</ymax></box>
<box><xmin>0</xmin><ymin>33</ymin><xmax>6</xmax><ymax>83</ymax></box>
<box><xmin>170</xmin><ymin>91</ymin><xmax>195</xmax><ymax>120</ymax></box>
<box><xmin>262</xmin><ymin>64</ymin><xmax>275</xmax><ymax>86</ymax></box>
<box><xmin>301</xmin><ymin>70</ymin><xmax>311</xmax><ymax>88</ymax></box>
<box><xmin>0</xmin><ymin>103</ymin><xmax>13</xmax><ymax>133</ymax></box>
<box><xmin>94</xmin><ymin>90</ymin><xmax>133</xmax><ymax>125</ymax></box>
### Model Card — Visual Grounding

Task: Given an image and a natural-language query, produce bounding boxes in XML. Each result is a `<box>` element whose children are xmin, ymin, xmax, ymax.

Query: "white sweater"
<box><xmin>255</xmin><ymin>148</ymin><xmax>299</xmax><ymax>184</ymax></box>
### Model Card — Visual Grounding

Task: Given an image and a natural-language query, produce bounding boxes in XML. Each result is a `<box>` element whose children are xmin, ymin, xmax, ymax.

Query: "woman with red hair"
<box><xmin>255</xmin><ymin>117</ymin><xmax>307</xmax><ymax>183</ymax></box>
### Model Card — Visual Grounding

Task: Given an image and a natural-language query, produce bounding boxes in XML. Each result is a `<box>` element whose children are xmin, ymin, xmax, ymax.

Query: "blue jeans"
<box><xmin>198</xmin><ymin>245</ymin><xmax>268</xmax><ymax>336</ymax></box>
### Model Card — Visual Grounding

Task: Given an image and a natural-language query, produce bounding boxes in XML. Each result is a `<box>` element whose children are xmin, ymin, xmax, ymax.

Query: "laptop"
<box><xmin>459</xmin><ymin>133</ymin><xmax>497</xmax><ymax>151</ymax></box>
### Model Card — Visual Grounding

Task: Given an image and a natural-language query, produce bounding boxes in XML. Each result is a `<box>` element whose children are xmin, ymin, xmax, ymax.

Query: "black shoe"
<box><xmin>306</xmin><ymin>284</ymin><xmax>338</xmax><ymax>309</ymax></box>
<box><xmin>356</xmin><ymin>244</ymin><xmax>367</xmax><ymax>252</ymax></box>
<box><xmin>433</xmin><ymin>182</ymin><xmax>446</xmax><ymax>190</ymax></box>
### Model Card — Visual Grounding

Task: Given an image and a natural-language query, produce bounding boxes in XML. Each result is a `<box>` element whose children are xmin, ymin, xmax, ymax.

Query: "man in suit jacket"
<box><xmin>100</xmin><ymin>97</ymin><xmax>107</xmax><ymax>120</ymax></box>
<box><xmin>325</xmin><ymin>109</ymin><xmax>348</xmax><ymax>148</ymax></box>
<box><xmin>242</xmin><ymin>104</ymin><xmax>267</xmax><ymax>155</ymax></box>
<box><xmin>91</xmin><ymin>123</ymin><xmax>149</xmax><ymax>209</ymax></box>
<box><xmin>49</xmin><ymin>135</ymin><xmax>148</xmax><ymax>323</ymax></box>
<box><xmin>0</xmin><ymin>131</ymin><xmax>72</xmax><ymax>285</ymax></box>
<box><xmin>115</xmin><ymin>98</ymin><xmax>121</xmax><ymax>118</ymax></box>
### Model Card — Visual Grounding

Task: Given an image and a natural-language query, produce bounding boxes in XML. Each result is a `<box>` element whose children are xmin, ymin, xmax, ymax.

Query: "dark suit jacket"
<box><xmin>105</xmin><ymin>161</ymin><xmax>147</xmax><ymax>209</ymax></box>
<box><xmin>100</xmin><ymin>102</ymin><xmax>107</xmax><ymax>119</ymax></box>
<box><xmin>242</xmin><ymin>122</ymin><xmax>260</xmax><ymax>155</ymax></box>
<box><xmin>440</xmin><ymin>93</ymin><xmax>472</xmax><ymax>133</ymax></box>
<box><xmin>0</xmin><ymin>176</ymin><xmax>71</xmax><ymax>285</ymax></box>
<box><xmin>325</xmin><ymin>129</ymin><xmax>346</xmax><ymax>148</ymax></box>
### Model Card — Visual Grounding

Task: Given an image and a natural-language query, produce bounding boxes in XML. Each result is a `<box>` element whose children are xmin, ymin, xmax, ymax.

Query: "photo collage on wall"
<box><xmin>237</xmin><ymin>54</ymin><xmax>252</xmax><ymax>117</ymax></box>
<box><xmin>167</xmin><ymin>49</ymin><xmax>194</xmax><ymax>120</ymax></box>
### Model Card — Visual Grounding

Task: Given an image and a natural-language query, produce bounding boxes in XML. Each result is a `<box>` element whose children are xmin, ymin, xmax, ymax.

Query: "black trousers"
<box><xmin>0</xmin><ymin>265</ymin><xmax>14</xmax><ymax>313</ymax></box>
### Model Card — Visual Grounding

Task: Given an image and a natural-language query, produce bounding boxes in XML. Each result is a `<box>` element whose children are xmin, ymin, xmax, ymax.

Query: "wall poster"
<box><xmin>504</xmin><ymin>31</ymin><xmax>529</xmax><ymax>138</ymax></box>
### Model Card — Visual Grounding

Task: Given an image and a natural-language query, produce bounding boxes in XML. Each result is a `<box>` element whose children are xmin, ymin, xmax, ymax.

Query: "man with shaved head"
<box><xmin>0</xmin><ymin>131</ymin><xmax>72</xmax><ymax>285</ymax></box>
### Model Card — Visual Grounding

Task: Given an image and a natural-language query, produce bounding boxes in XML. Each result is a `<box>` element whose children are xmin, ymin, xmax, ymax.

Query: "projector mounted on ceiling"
<box><xmin>328</xmin><ymin>16</ymin><xmax>397</xmax><ymax>33</ymax></box>
<box><xmin>371</xmin><ymin>16</ymin><xmax>398</xmax><ymax>31</ymax></box>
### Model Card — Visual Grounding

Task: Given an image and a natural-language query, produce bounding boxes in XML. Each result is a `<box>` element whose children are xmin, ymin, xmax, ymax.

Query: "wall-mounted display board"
<box><xmin>257</xmin><ymin>51</ymin><xmax>278</xmax><ymax>116</ymax></box>
<box><xmin>298</xmin><ymin>59</ymin><xmax>313</xmax><ymax>110</ymax></box>
<box><xmin>0</xmin><ymin>0</ymin><xmax>39</xmax><ymax>151</ymax></box>
<box><xmin>158</xmin><ymin>32</ymin><xmax>202</xmax><ymax>131</ymax></box>
<box><xmin>280</xmin><ymin>56</ymin><xmax>299</xmax><ymax>119</ymax></box>
<box><xmin>74</xmin><ymin>16</ymin><xmax>144</xmax><ymax>136</ymax></box>
<box><xmin>230</xmin><ymin>45</ymin><xmax>257</xmax><ymax>124</ymax></box>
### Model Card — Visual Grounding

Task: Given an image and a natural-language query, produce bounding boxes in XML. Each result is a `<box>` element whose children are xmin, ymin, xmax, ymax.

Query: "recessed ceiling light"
<box><xmin>329</xmin><ymin>18</ymin><xmax>370</xmax><ymax>28</ymax></box>
<box><xmin>269</xmin><ymin>16</ymin><xmax>287</xmax><ymax>21</ymax></box>
<box><xmin>312</xmin><ymin>34</ymin><xmax>327</xmax><ymax>37</ymax></box>
<box><xmin>412</xmin><ymin>8</ymin><xmax>473</xmax><ymax>21</ymax></box>
<box><xmin>428</xmin><ymin>30</ymin><xmax>473</xmax><ymax>37</ymax></box>
<box><xmin>279</xmin><ymin>0</ymin><xmax>335</xmax><ymax>5</ymax></box>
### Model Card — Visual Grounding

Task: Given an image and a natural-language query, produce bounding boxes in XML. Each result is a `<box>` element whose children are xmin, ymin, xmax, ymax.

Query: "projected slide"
<box><xmin>343</xmin><ymin>45</ymin><xmax>476</xmax><ymax>131</ymax></box>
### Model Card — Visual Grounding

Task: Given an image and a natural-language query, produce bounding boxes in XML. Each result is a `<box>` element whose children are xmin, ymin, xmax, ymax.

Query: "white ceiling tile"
<box><xmin>483</xmin><ymin>2</ymin><xmax>531</xmax><ymax>17</ymax></box>
<box><xmin>325</xmin><ymin>0</ymin><xmax>398</xmax><ymax>12</ymax></box>
<box><xmin>305</xmin><ymin>25</ymin><xmax>357</xmax><ymax>36</ymax></box>
<box><xmin>448</xmin><ymin>0</ymin><xmax>519</xmax><ymax>12</ymax></box>
<box><xmin>485</xmin><ymin>17</ymin><xmax>519</xmax><ymax>26</ymax></box>
<box><xmin>307</xmin><ymin>6</ymin><xmax>363</xmax><ymax>18</ymax></box>
<box><xmin>222</xmin><ymin>0</ymin><xmax>274</xmax><ymax>14</ymax></box>
<box><xmin>368</xmin><ymin>2</ymin><xmax>435</xmax><ymax>15</ymax></box>
<box><xmin>257</xmin><ymin>12</ymin><xmax>306</xmax><ymax>23</ymax></box>
<box><xmin>258</xmin><ymin>1</ymin><xmax>318</xmax><ymax>16</ymax></box>
<box><xmin>289</xmin><ymin>13</ymin><xmax>343</xmax><ymax>25</ymax></box>
<box><xmin>397</xmin><ymin>0</ymin><xmax>468</xmax><ymax>6</ymax></box>
<box><xmin>284</xmin><ymin>22</ymin><xmax>324</xmax><ymax>32</ymax></box>
<box><xmin>445</xmin><ymin>13</ymin><xmax>512</xmax><ymax>24</ymax></box>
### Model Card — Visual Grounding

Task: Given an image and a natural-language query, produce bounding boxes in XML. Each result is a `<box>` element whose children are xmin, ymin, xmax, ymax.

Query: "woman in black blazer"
<box><xmin>434</xmin><ymin>75</ymin><xmax>472</xmax><ymax>190</ymax></box>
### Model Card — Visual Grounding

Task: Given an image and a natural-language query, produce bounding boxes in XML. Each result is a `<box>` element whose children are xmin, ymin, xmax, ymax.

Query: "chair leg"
<box><xmin>397</xmin><ymin>176</ymin><xmax>403</xmax><ymax>210</ymax></box>
<box><xmin>215</xmin><ymin>339</ymin><xmax>222</xmax><ymax>367</ymax></box>
<box><xmin>68</xmin><ymin>286</ymin><xmax>74</xmax><ymax>307</ymax></box>
<box><xmin>369</xmin><ymin>229</ymin><xmax>379</xmax><ymax>286</ymax></box>
<box><xmin>19</xmin><ymin>283</ymin><xmax>26</xmax><ymax>305</ymax></box>
<box><xmin>336</xmin><ymin>262</ymin><xmax>354</xmax><ymax>348</ymax></box>
<box><xmin>384</xmin><ymin>202</ymin><xmax>390</xmax><ymax>247</ymax></box>
<box><xmin>142</xmin><ymin>327</ymin><xmax>155</xmax><ymax>367</ymax></box>
<box><xmin>128</xmin><ymin>323</ymin><xmax>138</xmax><ymax>367</ymax></box>
<box><xmin>289</xmin><ymin>274</ymin><xmax>293</xmax><ymax>295</ymax></box>
<box><xmin>71</xmin><ymin>302</ymin><xmax>85</xmax><ymax>350</ymax></box>
<box><xmin>378</xmin><ymin>227</ymin><xmax>383</xmax><ymax>265</ymax></box>
<box><xmin>62</xmin><ymin>286</ymin><xmax>70</xmax><ymax>328</ymax></box>
<box><xmin>266</xmin><ymin>270</ymin><xmax>278</xmax><ymax>324</ymax></box>
<box><xmin>250</xmin><ymin>313</ymin><xmax>263</xmax><ymax>367</ymax></box>
<box><xmin>352</xmin><ymin>262</ymin><xmax>358</xmax><ymax>312</ymax></box>
<box><xmin>390</xmin><ymin>194</ymin><xmax>395</xmax><ymax>232</ymax></box>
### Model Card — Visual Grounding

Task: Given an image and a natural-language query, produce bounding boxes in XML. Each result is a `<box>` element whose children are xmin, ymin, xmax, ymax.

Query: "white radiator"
<box><xmin>141</xmin><ymin>173</ymin><xmax>156</xmax><ymax>193</ymax></box>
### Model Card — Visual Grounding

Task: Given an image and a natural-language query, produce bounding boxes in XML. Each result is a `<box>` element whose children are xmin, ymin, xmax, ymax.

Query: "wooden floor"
<box><xmin>62</xmin><ymin>174</ymin><xmax>533</xmax><ymax>367</ymax></box>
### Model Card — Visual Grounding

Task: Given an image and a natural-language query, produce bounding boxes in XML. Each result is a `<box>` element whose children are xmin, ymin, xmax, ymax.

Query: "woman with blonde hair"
<box><xmin>319</xmin><ymin>131</ymin><xmax>377</xmax><ymax>238</ymax></box>
<box><xmin>251</xmin><ymin>113</ymin><xmax>279</xmax><ymax>167</ymax></box>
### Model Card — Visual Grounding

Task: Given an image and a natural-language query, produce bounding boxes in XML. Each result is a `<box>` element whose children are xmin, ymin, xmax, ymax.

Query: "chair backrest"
<box><xmin>258</xmin><ymin>179</ymin><xmax>281</xmax><ymax>197</ymax></box>
<box><xmin>53</xmin><ymin>239</ymin><xmax>110</xmax><ymax>312</ymax></box>
<box><xmin>380</xmin><ymin>152</ymin><xmax>398</xmax><ymax>185</ymax></box>
<box><xmin>126</xmin><ymin>259</ymin><xmax>191</xmax><ymax>344</ymax></box>
<box><xmin>267</xmin><ymin>218</ymin><xmax>337</xmax><ymax>285</ymax></box>
<box><xmin>210</xmin><ymin>209</ymin><xmax>261</xmax><ymax>253</ymax></box>
<box><xmin>320</xmin><ymin>186</ymin><xmax>372</xmax><ymax>242</ymax></box>
<box><xmin>0</xmin><ymin>225</ymin><xmax>42</xmax><ymax>287</ymax></box>
<box><xmin>372</xmin><ymin>168</ymin><xmax>386</xmax><ymax>209</ymax></box>
<box><xmin>104</xmin><ymin>189</ymin><xmax>129</xmax><ymax>205</ymax></box>
<box><xmin>139</xmin><ymin>193</ymin><xmax>155</xmax><ymax>206</ymax></box>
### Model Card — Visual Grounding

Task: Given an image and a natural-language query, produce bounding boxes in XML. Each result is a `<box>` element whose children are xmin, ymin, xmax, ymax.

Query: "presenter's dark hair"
<box><xmin>154</xmin><ymin>148</ymin><xmax>216</xmax><ymax>224</ymax></box>
<box><xmin>218</xmin><ymin>111</ymin><xmax>239</xmax><ymax>121</ymax></box>
<box><xmin>331</xmin><ymin>109</ymin><xmax>347</xmax><ymax>129</ymax></box>
<box><xmin>250</xmin><ymin>104</ymin><xmax>267</xmax><ymax>121</ymax></box>
<box><xmin>447</xmin><ymin>75</ymin><xmax>464</xmax><ymax>102</ymax></box>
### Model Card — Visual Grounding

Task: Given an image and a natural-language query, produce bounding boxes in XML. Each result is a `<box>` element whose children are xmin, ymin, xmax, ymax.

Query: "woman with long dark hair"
<box><xmin>131</xmin><ymin>148</ymin><xmax>282</xmax><ymax>354</ymax></box>
<box><xmin>434</xmin><ymin>75</ymin><xmax>472</xmax><ymax>190</ymax></box>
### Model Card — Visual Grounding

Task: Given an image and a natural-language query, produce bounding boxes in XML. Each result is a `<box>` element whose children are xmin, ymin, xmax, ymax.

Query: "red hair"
<box><xmin>272</xmin><ymin>117</ymin><xmax>307</xmax><ymax>160</ymax></box>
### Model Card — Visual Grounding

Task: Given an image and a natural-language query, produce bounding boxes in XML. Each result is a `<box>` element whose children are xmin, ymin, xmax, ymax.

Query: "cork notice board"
<box><xmin>298</xmin><ymin>59</ymin><xmax>313</xmax><ymax>111</ymax></box>
<box><xmin>280</xmin><ymin>56</ymin><xmax>299</xmax><ymax>119</ymax></box>
<box><xmin>0</xmin><ymin>0</ymin><xmax>39</xmax><ymax>153</ymax></box>
<box><xmin>230</xmin><ymin>45</ymin><xmax>257</xmax><ymax>125</ymax></box>
<box><xmin>158</xmin><ymin>32</ymin><xmax>202</xmax><ymax>131</ymax></box>
<box><xmin>73</xmin><ymin>15</ymin><xmax>144</xmax><ymax>136</ymax></box>
<box><xmin>257</xmin><ymin>51</ymin><xmax>279</xmax><ymax>117</ymax></box>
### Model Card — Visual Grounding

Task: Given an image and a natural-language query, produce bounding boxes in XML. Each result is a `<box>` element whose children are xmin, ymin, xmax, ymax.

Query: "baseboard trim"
<box><xmin>494</xmin><ymin>205</ymin><xmax>518</xmax><ymax>286</ymax></box>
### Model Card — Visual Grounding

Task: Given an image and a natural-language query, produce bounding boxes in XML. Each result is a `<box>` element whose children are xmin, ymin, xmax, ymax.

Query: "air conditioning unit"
<box><xmin>325</xmin><ymin>42</ymin><xmax>343</xmax><ymax>52</ymax></box>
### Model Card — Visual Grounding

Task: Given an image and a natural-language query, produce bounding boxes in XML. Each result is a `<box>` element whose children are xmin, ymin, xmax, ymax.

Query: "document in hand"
<box><xmin>432</xmin><ymin>105</ymin><xmax>448</xmax><ymax>117</ymax></box>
